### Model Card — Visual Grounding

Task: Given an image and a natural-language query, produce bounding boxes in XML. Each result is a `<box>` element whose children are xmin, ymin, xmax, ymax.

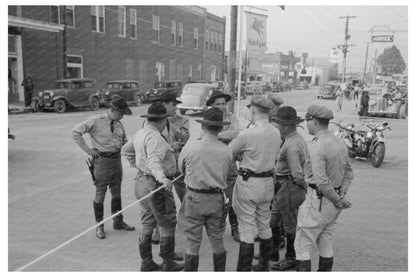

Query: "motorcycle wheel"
<box><xmin>370</xmin><ymin>143</ymin><xmax>385</xmax><ymax>168</ymax></box>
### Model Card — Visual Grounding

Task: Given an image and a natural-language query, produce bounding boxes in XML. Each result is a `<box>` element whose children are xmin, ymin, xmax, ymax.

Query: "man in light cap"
<box><xmin>230</xmin><ymin>96</ymin><xmax>281</xmax><ymax>271</ymax></box>
<box><xmin>294</xmin><ymin>105</ymin><xmax>354</xmax><ymax>271</ymax></box>
<box><xmin>266</xmin><ymin>93</ymin><xmax>284</xmax><ymax>118</ymax></box>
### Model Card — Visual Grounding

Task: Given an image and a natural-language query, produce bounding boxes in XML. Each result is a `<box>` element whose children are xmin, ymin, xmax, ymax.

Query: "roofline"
<box><xmin>8</xmin><ymin>15</ymin><xmax>64</xmax><ymax>33</ymax></box>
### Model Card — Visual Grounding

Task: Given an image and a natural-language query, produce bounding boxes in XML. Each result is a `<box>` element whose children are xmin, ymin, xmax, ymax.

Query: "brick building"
<box><xmin>8</xmin><ymin>6</ymin><xmax>226</xmax><ymax>102</ymax></box>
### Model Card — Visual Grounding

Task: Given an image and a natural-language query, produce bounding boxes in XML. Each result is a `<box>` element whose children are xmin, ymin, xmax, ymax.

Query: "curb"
<box><xmin>8</xmin><ymin>108</ymin><xmax>33</xmax><ymax>115</ymax></box>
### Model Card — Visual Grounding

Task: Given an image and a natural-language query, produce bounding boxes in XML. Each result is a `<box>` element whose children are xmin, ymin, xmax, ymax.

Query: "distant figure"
<box><xmin>335</xmin><ymin>86</ymin><xmax>343</xmax><ymax>111</ymax></box>
<box><xmin>21</xmin><ymin>74</ymin><xmax>34</xmax><ymax>107</ymax></box>
<box><xmin>358</xmin><ymin>90</ymin><xmax>370</xmax><ymax>116</ymax></box>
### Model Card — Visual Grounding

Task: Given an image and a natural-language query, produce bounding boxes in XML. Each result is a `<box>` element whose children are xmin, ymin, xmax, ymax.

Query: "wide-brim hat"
<box><xmin>206</xmin><ymin>90</ymin><xmax>232</xmax><ymax>106</ymax></box>
<box><xmin>270</xmin><ymin>106</ymin><xmax>304</xmax><ymax>124</ymax></box>
<box><xmin>195</xmin><ymin>107</ymin><xmax>231</xmax><ymax>126</ymax></box>
<box><xmin>154</xmin><ymin>90</ymin><xmax>182</xmax><ymax>103</ymax></box>
<box><xmin>140</xmin><ymin>102</ymin><xmax>169</xmax><ymax>119</ymax></box>
<box><xmin>110</xmin><ymin>97</ymin><xmax>132</xmax><ymax>115</ymax></box>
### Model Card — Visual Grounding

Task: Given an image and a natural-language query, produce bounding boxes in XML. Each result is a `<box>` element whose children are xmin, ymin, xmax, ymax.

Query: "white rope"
<box><xmin>15</xmin><ymin>174</ymin><xmax>183</xmax><ymax>272</ymax></box>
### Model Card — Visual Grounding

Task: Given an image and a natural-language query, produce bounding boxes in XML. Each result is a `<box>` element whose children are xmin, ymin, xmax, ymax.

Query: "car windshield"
<box><xmin>55</xmin><ymin>82</ymin><xmax>72</xmax><ymax>89</ymax></box>
<box><xmin>166</xmin><ymin>82</ymin><xmax>180</xmax><ymax>88</ymax></box>
<box><xmin>182</xmin><ymin>85</ymin><xmax>210</xmax><ymax>96</ymax></box>
<box><xmin>107</xmin><ymin>83</ymin><xmax>120</xmax><ymax>89</ymax></box>
<box><xmin>155</xmin><ymin>82</ymin><xmax>165</xmax><ymax>88</ymax></box>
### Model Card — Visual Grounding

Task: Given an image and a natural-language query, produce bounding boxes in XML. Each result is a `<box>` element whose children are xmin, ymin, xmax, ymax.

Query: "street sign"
<box><xmin>371</xmin><ymin>35</ymin><xmax>394</xmax><ymax>43</ymax></box>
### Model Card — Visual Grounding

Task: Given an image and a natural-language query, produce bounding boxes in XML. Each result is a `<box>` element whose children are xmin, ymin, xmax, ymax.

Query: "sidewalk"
<box><xmin>8</xmin><ymin>102</ymin><xmax>33</xmax><ymax>115</ymax></box>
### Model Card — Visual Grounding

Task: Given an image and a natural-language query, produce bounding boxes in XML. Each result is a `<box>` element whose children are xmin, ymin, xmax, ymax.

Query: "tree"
<box><xmin>376</xmin><ymin>45</ymin><xmax>406</xmax><ymax>76</ymax></box>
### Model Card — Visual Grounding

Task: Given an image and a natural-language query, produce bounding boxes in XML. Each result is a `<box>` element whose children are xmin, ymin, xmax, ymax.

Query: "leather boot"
<box><xmin>318</xmin><ymin>256</ymin><xmax>334</xmax><ymax>272</ymax></box>
<box><xmin>139</xmin><ymin>234</ymin><xmax>162</xmax><ymax>271</ymax></box>
<box><xmin>252</xmin><ymin>238</ymin><xmax>272</xmax><ymax>271</ymax></box>
<box><xmin>93</xmin><ymin>202</ymin><xmax>105</xmax><ymax>239</ymax></box>
<box><xmin>296</xmin><ymin>260</ymin><xmax>311</xmax><ymax>271</ymax></box>
<box><xmin>213</xmin><ymin>252</ymin><xmax>226</xmax><ymax>271</ymax></box>
<box><xmin>270</xmin><ymin>226</ymin><xmax>281</xmax><ymax>262</ymax></box>
<box><xmin>184</xmin><ymin>254</ymin><xmax>199</xmax><ymax>271</ymax></box>
<box><xmin>271</xmin><ymin>233</ymin><xmax>297</xmax><ymax>271</ymax></box>
<box><xmin>160</xmin><ymin>236</ymin><xmax>184</xmax><ymax>271</ymax></box>
<box><xmin>111</xmin><ymin>198</ymin><xmax>135</xmax><ymax>231</ymax></box>
<box><xmin>236</xmin><ymin>242</ymin><xmax>254</xmax><ymax>271</ymax></box>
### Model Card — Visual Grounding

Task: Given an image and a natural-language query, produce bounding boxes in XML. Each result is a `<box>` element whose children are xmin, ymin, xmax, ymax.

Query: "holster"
<box><xmin>86</xmin><ymin>156</ymin><xmax>96</xmax><ymax>182</ymax></box>
<box><xmin>219</xmin><ymin>191</ymin><xmax>230</xmax><ymax>229</ymax></box>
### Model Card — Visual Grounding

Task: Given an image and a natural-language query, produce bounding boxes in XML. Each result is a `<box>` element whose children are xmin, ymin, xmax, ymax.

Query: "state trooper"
<box><xmin>72</xmin><ymin>97</ymin><xmax>135</xmax><ymax>240</ymax></box>
<box><xmin>177</xmin><ymin>107</ymin><xmax>233</xmax><ymax>271</ymax></box>
<box><xmin>229</xmin><ymin>96</ymin><xmax>281</xmax><ymax>271</ymax></box>
<box><xmin>268</xmin><ymin>106</ymin><xmax>310</xmax><ymax>271</ymax></box>
<box><xmin>295</xmin><ymin>105</ymin><xmax>354</xmax><ymax>271</ymax></box>
<box><xmin>121</xmin><ymin>103</ymin><xmax>184</xmax><ymax>271</ymax></box>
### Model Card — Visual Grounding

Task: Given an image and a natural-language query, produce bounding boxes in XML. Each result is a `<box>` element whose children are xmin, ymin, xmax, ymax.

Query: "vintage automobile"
<box><xmin>366</xmin><ymin>85</ymin><xmax>401</xmax><ymax>118</ymax></box>
<box><xmin>32</xmin><ymin>78</ymin><xmax>101</xmax><ymax>113</ymax></box>
<box><xmin>100</xmin><ymin>80</ymin><xmax>142</xmax><ymax>106</ymax></box>
<box><xmin>144</xmin><ymin>80</ymin><xmax>183</xmax><ymax>102</ymax></box>
<box><xmin>177</xmin><ymin>83</ymin><xmax>215</xmax><ymax>115</ymax></box>
<box><xmin>295</xmin><ymin>80</ymin><xmax>310</xmax><ymax>90</ymax></box>
<box><xmin>317</xmin><ymin>83</ymin><xmax>339</xmax><ymax>100</ymax></box>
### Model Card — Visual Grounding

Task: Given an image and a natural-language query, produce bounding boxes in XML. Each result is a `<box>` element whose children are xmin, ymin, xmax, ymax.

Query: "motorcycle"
<box><xmin>332</xmin><ymin>120</ymin><xmax>391</xmax><ymax>168</ymax></box>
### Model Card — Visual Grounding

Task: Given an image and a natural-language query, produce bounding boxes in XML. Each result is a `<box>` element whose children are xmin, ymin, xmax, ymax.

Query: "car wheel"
<box><xmin>54</xmin><ymin>99</ymin><xmax>66</xmax><ymax>113</ymax></box>
<box><xmin>136</xmin><ymin>96</ymin><xmax>142</xmax><ymax>106</ymax></box>
<box><xmin>90</xmin><ymin>97</ymin><xmax>100</xmax><ymax>111</ymax></box>
<box><xmin>180</xmin><ymin>109</ymin><xmax>186</xmax><ymax>115</ymax></box>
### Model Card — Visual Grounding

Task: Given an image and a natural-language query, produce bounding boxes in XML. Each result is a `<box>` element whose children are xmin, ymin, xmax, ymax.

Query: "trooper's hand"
<box><xmin>338</xmin><ymin>187</ymin><xmax>348</xmax><ymax>198</ymax></box>
<box><xmin>172</xmin><ymin>141</ymin><xmax>185</xmax><ymax>151</ymax></box>
<box><xmin>87</xmin><ymin>148</ymin><xmax>101</xmax><ymax>158</ymax></box>
<box><xmin>161</xmin><ymin>178</ymin><xmax>172</xmax><ymax>191</ymax></box>
<box><xmin>334</xmin><ymin>198</ymin><xmax>352</xmax><ymax>209</ymax></box>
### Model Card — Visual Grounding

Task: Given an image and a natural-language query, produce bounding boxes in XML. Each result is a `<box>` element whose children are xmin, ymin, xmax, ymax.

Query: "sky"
<box><xmin>203</xmin><ymin>5</ymin><xmax>408</xmax><ymax>74</ymax></box>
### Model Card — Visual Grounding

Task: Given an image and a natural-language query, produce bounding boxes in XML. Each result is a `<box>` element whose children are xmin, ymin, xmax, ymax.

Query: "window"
<box><xmin>171</xmin><ymin>21</ymin><xmax>176</xmax><ymax>46</ymax></box>
<box><xmin>205</xmin><ymin>30</ymin><xmax>209</xmax><ymax>51</ymax></box>
<box><xmin>210</xmin><ymin>31</ymin><xmax>214</xmax><ymax>52</ymax></box>
<box><xmin>188</xmin><ymin>65</ymin><xmax>193</xmax><ymax>81</ymax></box>
<box><xmin>118</xmin><ymin>6</ymin><xmax>126</xmax><ymax>37</ymax></box>
<box><xmin>152</xmin><ymin>15</ymin><xmax>160</xmax><ymax>43</ymax></box>
<box><xmin>50</xmin><ymin>6</ymin><xmax>60</xmax><ymax>24</ymax></box>
<box><xmin>65</xmin><ymin>6</ymin><xmax>75</xmax><ymax>27</ymax></box>
<box><xmin>66</xmin><ymin>55</ymin><xmax>83</xmax><ymax>78</ymax></box>
<box><xmin>214</xmin><ymin>32</ymin><xmax>218</xmax><ymax>53</ymax></box>
<box><xmin>178</xmin><ymin>23</ymin><xmax>183</xmax><ymax>47</ymax></box>
<box><xmin>156</xmin><ymin>62</ymin><xmax>165</xmax><ymax>81</ymax></box>
<box><xmin>193</xmin><ymin>27</ymin><xmax>198</xmax><ymax>49</ymax></box>
<box><xmin>91</xmin><ymin>6</ymin><xmax>105</xmax><ymax>33</ymax></box>
<box><xmin>219</xmin><ymin>34</ymin><xmax>223</xmax><ymax>53</ymax></box>
<box><xmin>197</xmin><ymin>64</ymin><xmax>202</xmax><ymax>80</ymax></box>
<box><xmin>130</xmin><ymin>9</ymin><xmax>137</xmax><ymax>39</ymax></box>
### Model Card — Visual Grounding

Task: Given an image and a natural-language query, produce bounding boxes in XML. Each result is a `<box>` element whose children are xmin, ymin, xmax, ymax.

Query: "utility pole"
<box><xmin>339</xmin><ymin>15</ymin><xmax>356</xmax><ymax>83</ymax></box>
<box><xmin>372</xmin><ymin>48</ymin><xmax>378</xmax><ymax>84</ymax></box>
<box><xmin>228</xmin><ymin>6</ymin><xmax>238</xmax><ymax>114</ymax></box>
<box><xmin>363</xmin><ymin>42</ymin><xmax>369</xmax><ymax>85</ymax></box>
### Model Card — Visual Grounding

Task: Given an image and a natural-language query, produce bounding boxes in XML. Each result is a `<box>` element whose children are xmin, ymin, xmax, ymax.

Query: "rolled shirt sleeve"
<box><xmin>71</xmin><ymin>118</ymin><xmax>95</xmax><ymax>154</ymax></box>
<box><xmin>145</xmin><ymin>135</ymin><xmax>170</xmax><ymax>183</ymax></box>
<box><xmin>121</xmin><ymin>137</ymin><xmax>136</xmax><ymax>167</ymax></box>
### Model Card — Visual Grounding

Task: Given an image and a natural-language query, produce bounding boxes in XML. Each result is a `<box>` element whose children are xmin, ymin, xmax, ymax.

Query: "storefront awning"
<box><xmin>8</xmin><ymin>16</ymin><xmax>64</xmax><ymax>33</ymax></box>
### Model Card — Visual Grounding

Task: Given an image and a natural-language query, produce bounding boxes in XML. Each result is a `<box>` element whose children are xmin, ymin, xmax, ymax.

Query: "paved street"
<box><xmin>8</xmin><ymin>88</ymin><xmax>407</xmax><ymax>271</ymax></box>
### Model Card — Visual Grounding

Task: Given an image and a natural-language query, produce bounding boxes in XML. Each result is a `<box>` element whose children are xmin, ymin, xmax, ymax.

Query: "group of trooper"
<box><xmin>72</xmin><ymin>88</ymin><xmax>354</xmax><ymax>272</ymax></box>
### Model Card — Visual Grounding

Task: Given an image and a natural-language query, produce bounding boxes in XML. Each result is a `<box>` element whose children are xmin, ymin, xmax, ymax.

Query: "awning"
<box><xmin>8</xmin><ymin>15</ymin><xmax>64</xmax><ymax>33</ymax></box>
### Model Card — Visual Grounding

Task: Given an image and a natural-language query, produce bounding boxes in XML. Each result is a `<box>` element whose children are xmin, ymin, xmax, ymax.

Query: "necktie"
<box><xmin>110</xmin><ymin>120</ymin><xmax>114</xmax><ymax>133</ymax></box>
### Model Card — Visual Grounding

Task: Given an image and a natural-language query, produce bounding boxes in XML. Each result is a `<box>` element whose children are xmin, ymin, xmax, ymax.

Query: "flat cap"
<box><xmin>266</xmin><ymin>93</ymin><xmax>284</xmax><ymax>106</ymax></box>
<box><xmin>305</xmin><ymin>105</ymin><xmax>334</xmax><ymax>120</ymax></box>
<box><xmin>247</xmin><ymin>95</ymin><xmax>274</xmax><ymax>111</ymax></box>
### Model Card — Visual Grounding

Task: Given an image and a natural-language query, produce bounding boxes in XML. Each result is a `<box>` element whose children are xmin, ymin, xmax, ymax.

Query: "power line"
<box><xmin>295</xmin><ymin>6</ymin><xmax>339</xmax><ymax>41</ymax></box>
<box><xmin>387</xmin><ymin>7</ymin><xmax>408</xmax><ymax>23</ymax></box>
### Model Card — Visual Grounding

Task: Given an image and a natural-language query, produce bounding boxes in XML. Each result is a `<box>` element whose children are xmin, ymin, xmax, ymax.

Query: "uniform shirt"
<box><xmin>161</xmin><ymin>114</ymin><xmax>190</xmax><ymax>145</ymax></box>
<box><xmin>309</xmin><ymin>129</ymin><xmax>354</xmax><ymax>202</ymax></box>
<box><xmin>276</xmin><ymin>130</ymin><xmax>312</xmax><ymax>189</ymax></box>
<box><xmin>121</xmin><ymin>124</ymin><xmax>177</xmax><ymax>183</ymax></box>
<box><xmin>72</xmin><ymin>112</ymin><xmax>127</xmax><ymax>153</ymax></box>
<box><xmin>179</xmin><ymin>136</ymin><xmax>233</xmax><ymax>190</ymax></box>
<box><xmin>230</xmin><ymin>118</ymin><xmax>281</xmax><ymax>173</ymax></box>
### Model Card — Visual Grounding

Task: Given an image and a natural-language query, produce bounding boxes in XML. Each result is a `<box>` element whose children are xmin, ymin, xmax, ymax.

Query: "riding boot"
<box><xmin>93</xmin><ymin>201</ymin><xmax>105</xmax><ymax>239</ymax></box>
<box><xmin>184</xmin><ymin>254</ymin><xmax>199</xmax><ymax>271</ymax></box>
<box><xmin>111</xmin><ymin>198</ymin><xmax>135</xmax><ymax>231</ymax></box>
<box><xmin>271</xmin><ymin>233</ymin><xmax>297</xmax><ymax>271</ymax></box>
<box><xmin>318</xmin><ymin>256</ymin><xmax>334</xmax><ymax>272</ymax></box>
<box><xmin>236</xmin><ymin>242</ymin><xmax>254</xmax><ymax>271</ymax></box>
<box><xmin>296</xmin><ymin>260</ymin><xmax>312</xmax><ymax>271</ymax></box>
<box><xmin>270</xmin><ymin>226</ymin><xmax>281</xmax><ymax>262</ymax></box>
<box><xmin>160</xmin><ymin>236</ymin><xmax>184</xmax><ymax>271</ymax></box>
<box><xmin>139</xmin><ymin>234</ymin><xmax>162</xmax><ymax>271</ymax></box>
<box><xmin>252</xmin><ymin>238</ymin><xmax>272</xmax><ymax>271</ymax></box>
<box><xmin>213</xmin><ymin>252</ymin><xmax>226</xmax><ymax>271</ymax></box>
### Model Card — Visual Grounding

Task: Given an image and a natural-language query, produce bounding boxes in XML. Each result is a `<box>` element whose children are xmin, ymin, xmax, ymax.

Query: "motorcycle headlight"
<box><xmin>375</xmin><ymin>131</ymin><xmax>382</xmax><ymax>137</ymax></box>
<box><xmin>366</xmin><ymin>131</ymin><xmax>373</xmax><ymax>140</ymax></box>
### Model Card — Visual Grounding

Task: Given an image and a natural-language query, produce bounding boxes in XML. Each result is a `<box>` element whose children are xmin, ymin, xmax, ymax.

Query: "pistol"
<box><xmin>219</xmin><ymin>192</ymin><xmax>230</xmax><ymax>229</ymax></box>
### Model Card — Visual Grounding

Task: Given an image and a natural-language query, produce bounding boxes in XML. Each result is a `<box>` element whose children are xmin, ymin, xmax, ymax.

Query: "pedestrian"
<box><xmin>177</xmin><ymin>108</ymin><xmax>233</xmax><ymax>271</ymax></box>
<box><xmin>295</xmin><ymin>105</ymin><xmax>354</xmax><ymax>271</ymax></box>
<box><xmin>205</xmin><ymin>90</ymin><xmax>241</xmax><ymax>242</ymax></box>
<box><xmin>72</xmin><ymin>97</ymin><xmax>135</xmax><ymax>240</ymax></box>
<box><xmin>230</xmin><ymin>96</ymin><xmax>281</xmax><ymax>271</ymax></box>
<box><xmin>353</xmin><ymin>84</ymin><xmax>360</xmax><ymax>101</ymax></box>
<box><xmin>335</xmin><ymin>86</ymin><xmax>343</xmax><ymax>111</ymax></box>
<box><xmin>121</xmin><ymin>102</ymin><xmax>184</xmax><ymax>271</ymax></box>
<box><xmin>358</xmin><ymin>90</ymin><xmax>370</xmax><ymax>116</ymax></box>
<box><xmin>21</xmin><ymin>74</ymin><xmax>34</xmax><ymax>107</ymax></box>
<box><xmin>268</xmin><ymin>106</ymin><xmax>310</xmax><ymax>271</ymax></box>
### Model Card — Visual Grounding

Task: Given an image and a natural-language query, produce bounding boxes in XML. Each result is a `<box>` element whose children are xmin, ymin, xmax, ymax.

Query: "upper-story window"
<box><xmin>193</xmin><ymin>27</ymin><xmax>199</xmax><ymax>50</ymax></box>
<box><xmin>130</xmin><ymin>9</ymin><xmax>137</xmax><ymax>39</ymax></box>
<box><xmin>152</xmin><ymin>15</ymin><xmax>160</xmax><ymax>43</ymax></box>
<box><xmin>178</xmin><ymin>23</ymin><xmax>183</xmax><ymax>47</ymax></box>
<box><xmin>214</xmin><ymin>32</ymin><xmax>218</xmax><ymax>53</ymax></box>
<box><xmin>205</xmin><ymin>30</ymin><xmax>209</xmax><ymax>51</ymax></box>
<box><xmin>118</xmin><ymin>6</ymin><xmax>126</xmax><ymax>37</ymax></box>
<box><xmin>91</xmin><ymin>6</ymin><xmax>105</xmax><ymax>33</ymax></box>
<box><xmin>65</xmin><ymin>6</ymin><xmax>75</xmax><ymax>27</ymax></box>
<box><xmin>171</xmin><ymin>21</ymin><xmax>176</xmax><ymax>46</ymax></box>
<box><xmin>50</xmin><ymin>6</ymin><xmax>60</xmax><ymax>24</ymax></box>
<box><xmin>210</xmin><ymin>31</ymin><xmax>214</xmax><ymax>52</ymax></box>
<box><xmin>219</xmin><ymin>34</ymin><xmax>223</xmax><ymax>53</ymax></box>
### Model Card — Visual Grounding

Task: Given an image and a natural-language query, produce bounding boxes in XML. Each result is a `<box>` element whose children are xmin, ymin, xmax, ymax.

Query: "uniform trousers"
<box><xmin>93</xmin><ymin>155</ymin><xmax>122</xmax><ymax>203</ymax></box>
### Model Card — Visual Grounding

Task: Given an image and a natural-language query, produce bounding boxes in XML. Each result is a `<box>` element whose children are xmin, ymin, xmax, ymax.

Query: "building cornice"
<box><xmin>8</xmin><ymin>15</ymin><xmax>64</xmax><ymax>33</ymax></box>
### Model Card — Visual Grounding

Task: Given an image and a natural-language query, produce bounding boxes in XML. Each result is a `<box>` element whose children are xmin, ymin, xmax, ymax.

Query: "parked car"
<box><xmin>177</xmin><ymin>83</ymin><xmax>215</xmax><ymax>115</ymax></box>
<box><xmin>295</xmin><ymin>80</ymin><xmax>310</xmax><ymax>90</ymax></box>
<box><xmin>366</xmin><ymin>85</ymin><xmax>401</xmax><ymax>118</ymax></box>
<box><xmin>317</xmin><ymin>83</ymin><xmax>339</xmax><ymax>100</ymax></box>
<box><xmin>100</xmin><ymin>80</ymin><xmax>142</xmax><ymax>106</ymax></box>
<box><xmin>144</xmin><ymin>80</ymin><xmax>183</xmax><ymax>102</ymax></box>
<box><xmin>31</xmin><ymin>78</ymin><xmax>101</xmax><ymax>113</ymax></box>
